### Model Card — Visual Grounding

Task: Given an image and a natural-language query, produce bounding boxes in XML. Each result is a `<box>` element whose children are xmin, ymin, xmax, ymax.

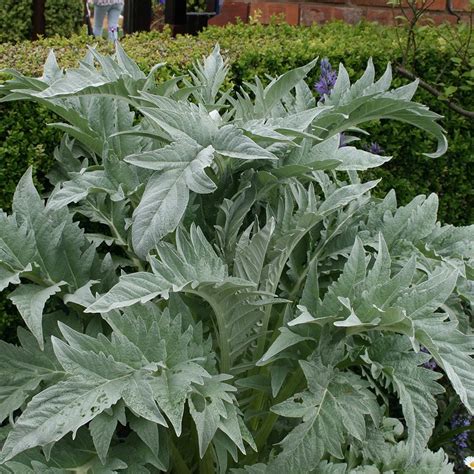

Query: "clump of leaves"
<box><xmin>0</xmin><ymin>44</ymin><xmax>472</xmax><ymax>473</ymax></box>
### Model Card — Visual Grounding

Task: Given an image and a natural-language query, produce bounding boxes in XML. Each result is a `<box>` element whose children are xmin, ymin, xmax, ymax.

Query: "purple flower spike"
<box><xmin>450</xmin><ymin>413</ymin><xmax>472</xmax><ymax>451</ymax></box>
<box><xmin>424</xmin><ymin>359</ymin><xmax>438</xmax><ymax>370</ymax></box>
<box><xmin>365</xmin><ymin>142</ymin><xmax>384</xmax><ymax>155</ymax></box>
<box><xmin>421</xmin><ymin>346</ymin><xmax>438</xmax><ymax>370</ymax></box>
<box><xmin>339</xmin><ymin>132</ymin><xmax>348</xmax><ymax>148</ymax></box>
<box><xmin>315</xmin><ymin>58</ymin><xmax>337</xmax><ymax>100</ymax></box>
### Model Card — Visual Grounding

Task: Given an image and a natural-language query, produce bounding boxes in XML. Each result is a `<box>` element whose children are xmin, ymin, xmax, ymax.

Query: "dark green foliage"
<box><xmin>0</xmin><ymin>0</ymin><xmax>32</xmax><ymax>43</ymax></box>
<box><xmin>0</xmin><ymin>103</ymin><xmax>60</xmax><ymax>340</ymax></box>
<box><xmin>0</xmin><ymin>300</ymin><xmax>17</xmax><ymax>344</ymax></box>
<box><xmin>362</xmin><ymin>109</ymin><xmax>473</xmax><ymax>225</ymax></box>
<box><xmin>0</xmin><ymin>102</ymin><xmax>60</xmax><ymax>212</ymax></box>
<box><xmin>0</xmin><ymin>0</ymin><xmax>84</xmax><ymax>43</ymax></box>
<box><xmin>45</xmin><ymin>0</ymin><xmax>84</xmax><ymax>37</ymax></box>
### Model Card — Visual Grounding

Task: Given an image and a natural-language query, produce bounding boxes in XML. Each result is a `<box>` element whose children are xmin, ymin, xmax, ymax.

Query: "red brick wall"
<box><xmin>209</xmin><ymin>0</ymin><xmax>471</xmax><ymax>26</ymax></box>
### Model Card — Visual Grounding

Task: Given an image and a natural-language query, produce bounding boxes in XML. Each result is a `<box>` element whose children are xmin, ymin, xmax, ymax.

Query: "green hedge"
<box><xmin>0</xmin><ymin>0</ymin><xmax>32</xmax><ymax>43</ymax></box>
<box><xmin>0</xmin><ymin>0</ymin><xmax>84</xmax><ymax>43</ymax></box>
<box><xmin>45</xmin><ymin>0</ymin><xmax>84</xmax><ymax>38</ymax></box>
<box><xmin>0</xmin><ymin>21</ymin><xmax>473</xmax><ymax>338</ymax></box>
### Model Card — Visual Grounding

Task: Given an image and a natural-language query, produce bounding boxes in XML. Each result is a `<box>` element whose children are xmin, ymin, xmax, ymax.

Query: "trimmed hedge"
<box><xmin>0</xmin><ymin>21</ymin><xmax>473</xmax><ymax>337</ymax></box>
<box><xmin>44</xmin><ymin>0</ymin><xmax>84</xmax><ymax>38</ymax></box>
<box><xmin>0</xmin><ymin>0</ymin><xmax>32</xmax><ymax>44</ymax></box>
<box><xmin>0</xmin><ymin>0</ymin><xmax>84</xmax><ymax>43</ymax></box>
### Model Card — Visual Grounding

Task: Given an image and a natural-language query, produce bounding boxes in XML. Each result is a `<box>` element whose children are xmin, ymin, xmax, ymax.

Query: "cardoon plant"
<box><xmin>0</xmin><ymin>45</ymin><xmax>472</xmax><ymax>472</ymax></box>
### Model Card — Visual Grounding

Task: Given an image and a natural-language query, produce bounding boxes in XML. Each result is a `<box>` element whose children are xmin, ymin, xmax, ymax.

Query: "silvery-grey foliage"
<box><xmin>0</xmin><ymin>44</ymin><xmax>471</xmax><ymax>473</ymax></box>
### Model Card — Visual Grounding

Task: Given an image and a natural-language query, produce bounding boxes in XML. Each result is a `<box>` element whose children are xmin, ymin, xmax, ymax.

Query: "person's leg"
<box><xmin>93</xmin><ymin>4</ymin><xmax>107</xmax><ymax>37</ymax></box>
<box><xmin>107</xmin><ymin>5</ymin><xmax>122</xmax><ymax>41</ymax></box>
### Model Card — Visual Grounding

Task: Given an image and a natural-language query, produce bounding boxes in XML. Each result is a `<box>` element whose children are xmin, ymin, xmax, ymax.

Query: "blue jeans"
<box><xmin>93</xmin><ymin>4</ymin><xmax>122</xmax><ymax>41</ymax></box>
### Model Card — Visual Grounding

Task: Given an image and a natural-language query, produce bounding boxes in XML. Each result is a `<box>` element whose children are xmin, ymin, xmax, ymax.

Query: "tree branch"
<box><xmin>446</xmin><ymin>0</ymin><xmax>462</xmax><ymax>23</ymax></box>
<box><xmin>396</xmin><ymin>65</ymin><xmax>474</xmax><ymax>119</ymax></box>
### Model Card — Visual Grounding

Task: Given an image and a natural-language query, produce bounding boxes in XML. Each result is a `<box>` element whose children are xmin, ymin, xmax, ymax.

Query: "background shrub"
<box><xmin>0</xmin><ymin>0</ymin><xmax>84</xmax><ymax>43</ymax></box>
<box><xmin>0</xmin><ymin>0</ymin><xmax>32</xmax><ymax>43</ymax></box>
<box><xmin>0</xmin><ymin>21</ymin><xmax>472</xmax><ymax>338</ymax></box>
<box><xmin>45</xmin><ymin>0</ymin><xmax>84</xmax><ymax>37</ymax></box>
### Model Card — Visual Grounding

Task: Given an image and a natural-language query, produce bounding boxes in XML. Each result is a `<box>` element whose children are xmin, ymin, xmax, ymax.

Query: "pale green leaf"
<box><xmin>214</xmin><ymin>125</ymin><xmax>276</xmax><ymax>161</ymax></box>
<box><xmin>367</xmin><ymin>336</ymin><xmax>444</xmax><ymax>460</ymax></box>
<box><xmin>0</xmin><ymin>337</ymin><xmax>61</xmax><ymax>423</ymax></box>
<box><xmin>89</xmin><ymin>403</ymin><xmax>124</xmax><ymax>464</ymax></box>
<box><xmin>234</xmin><ymin>219</ymin><xmax>275</xmax><ymax>284</ymax></box>
<box><xmin>416</xmin><ymin>316</ymin><xmax>474</xmax><ymax>414</ymax></box>
<box><xmin>335</xmin><ymin>146</ymin><xmax>391</xmax><ymax>171</ymax></box>
<box><xmin>131</xmin><ymin>170</ymin><xmax>189</xmax><ymax>259</ymax></box>
<box><xmin>188</xmin><ymin>44</ymin><xmax>229</xmax><ymax>105</ymax></box>
<box><xmin>0</xmin><ymin>264</ymin><xmax>27</xmax><ymax>292</ymax></box>
<box><xmin>9</xmin><ymin>283</ymin><xmax>64</xmax><ymax>349</ymax></box>
<box><xmin>128</xmin><ymin>415</ymin><xmax>166</xmax><ymax>470</ymax></box>
<box><xmin>258</xmin><ymin>328</ymin><xmax>312</xmax><ymax>365</ymax></box>
<box><xmin>0</xmin><ymin>376</ymin><xmax>127</xmax><ymax>462</ymax></box>
<box><xmin>270</xmin><ymin>360</ymin><xmax>379</xmax><ymax>472</ymax></box>
<box><xmin>122</xmin><ymin>375</ymin><xmax>168</xmax><ymax>427</ymax></box>
<box><xmin>0</xmin><ymin>211</ymin><xmax>36</xmax><ymax>273</ymax></box>
<box><xmin>263</xmin><ymin>58</ymin><xmax>318</xmax><ymax>113</ymax></box>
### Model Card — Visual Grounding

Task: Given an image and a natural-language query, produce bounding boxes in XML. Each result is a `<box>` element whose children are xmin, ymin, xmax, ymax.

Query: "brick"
<box><xmin>300</xmin><ymin>4</ymin><xmax>331</xmax><ymax>24</ymax></box>
<box><xmin>300</xmin><ymin>4</ymin><xmax>366</xmax><ymax>24</ymax></box>
<box><xmin>430</xmin><ymin>11</ymin><xmax>464</xmax><ymax>23</ymax></box>
<box><xmin>301</xmin><ymin>0</ymin><xmax>346</xmax><ymax>4</ymax></box>
<box><xmin>252</xmin><ymin>0</ymin><xmax>297</xmax><ymax>3</ymax></box>
<box><xmin>208</xmin><ymin>1</ymin><xmax>249</xmax><ymax>25</ymax></box>
<box><xmin>351</xmin><ymin>0</ymin><xmax>445</xmax><ymax>9</ymax></box>
<box><xmin>249</xmin><ymin>2</ymin><xmax>300</xmax><ymax>24</ymax></box>
<box><xmin>384</xmin><ymin>6</ymin><xmax>419</xmax><ymax>21</ymax></box>
<box><xmin>221</xmin><ymin>0</ymin><xmax>470</xmax><ymax>26</ymax></box>
<box><xmin>350</xmin><ymin>0</ymin><xmax>392</xmax><ymax>7</ymax></box>
<box><xmin>376</xmin><ymin>5</ymin><xmax>468</xmax><ymax>22</ymax></box>
<box><xmin>452</xmin><ymin>0</ymin><xmax>471</xmax><ymax>10</ymax></box>
<box><xmin>423</xmin><ymin>0</ymin><xmax>448</xmax><ymax>11</ymax></box>
<box><xmin>340</xmin><ymin>5</ymin><xmax>366</xmax><ymax>21</ymax></box>
<box><xmin>366</xmin><ymin>7</ymin><xmax>395</xmax><ymax>23</ymax></box>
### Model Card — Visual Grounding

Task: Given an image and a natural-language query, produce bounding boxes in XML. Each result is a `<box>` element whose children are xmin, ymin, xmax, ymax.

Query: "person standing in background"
<box><xmin>90</xmin><ymin>0</ymin><xmax>124</xmax><ymax>41</ymax></box>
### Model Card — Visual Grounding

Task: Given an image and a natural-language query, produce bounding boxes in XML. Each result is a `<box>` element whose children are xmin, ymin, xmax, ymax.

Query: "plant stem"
<box><xmin>288</xmin><ymin>249</ymin><xmax>320</xmax><ymax>301</ymax></box>
<box><xmin>257</xmin><ymin>369</ymin><xmax>303</xmax><ymax>445</ymax></box>
<box><xmin>251</xmin><ymin>229</ymin><xmax>322</xmax><ymax>429</ymax></box>
<box><xmin>244</xmin><ymin>369</ymin><xmax>304</xmax><ymax>464</ymax></box>
<box><xmin>188</xmin><ymin>289</ymin><xmax>231</xmax><ymax>373</ymax></box>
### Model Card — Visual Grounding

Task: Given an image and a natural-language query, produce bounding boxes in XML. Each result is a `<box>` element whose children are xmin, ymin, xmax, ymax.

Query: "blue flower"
<box><xmin>451</xmin><ymin>413</ymin><xmax>472</xmax><ymax>451</ymax></box>
<box><xmin>315</xmin><ymin>58</ymin><xmax>337</xmax><ymax>99</ymax></box>
<box><xmin>339</xmin><ymin>133</ymin><xmax>348</xmax><ymax>148</ymax></box>
<box><xmin>420</xmin><ymin>346</ymin><xmax>438</xmax><ymax>370</ymax></box>
<box><xmin>364</xmin><ymin>142</ymin><xmax>384</xmax><ymax>155</ymax></box>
